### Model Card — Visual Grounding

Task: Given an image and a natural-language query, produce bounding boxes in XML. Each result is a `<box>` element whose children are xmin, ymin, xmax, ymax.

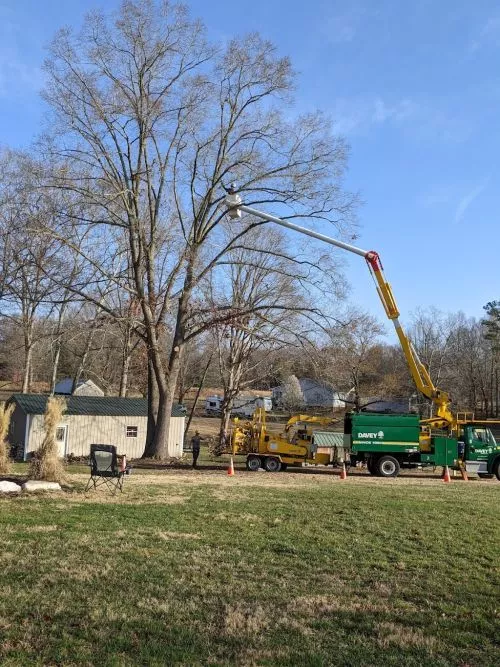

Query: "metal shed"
<box><xmin>8</xmin><ymin>394</ymin><xmax>186</xmax><ymax>461</ymax></box>
<box><xmin>312</xmin><ymin>431</ymin><xmax>347</xmax><ymax>461</ymax></box>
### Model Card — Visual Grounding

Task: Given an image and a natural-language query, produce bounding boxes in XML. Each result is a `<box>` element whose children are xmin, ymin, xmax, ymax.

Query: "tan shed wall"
<box><xmin>168</xmin><ymin>416</ymin><xmax>184</xmax><ymax>458</ymax></box>
<box><xmin>25</xmin><ymin>414</ymin><xmax>185</xmax><ymax>459</ymax></box>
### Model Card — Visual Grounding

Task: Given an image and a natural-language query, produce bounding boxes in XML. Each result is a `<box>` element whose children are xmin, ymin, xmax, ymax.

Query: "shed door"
<box><xmin>55</xmin><ymin>425</ymin><xmax>68</xmax><ymax>458</ymax></box>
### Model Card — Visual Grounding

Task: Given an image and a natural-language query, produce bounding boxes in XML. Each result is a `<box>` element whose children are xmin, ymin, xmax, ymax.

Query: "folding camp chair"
<box><xmin>85</xmin><ymin>444</ymin><xmax>126</xmax><ymax>494</ymax></box>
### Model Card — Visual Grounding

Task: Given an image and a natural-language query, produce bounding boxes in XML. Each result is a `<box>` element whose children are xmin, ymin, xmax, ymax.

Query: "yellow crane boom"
<box><xmin>284</xmin><ymin>414</ymin><xmax>338</xmax><ymax>433</ymax></box>
<box><xmin>225</xmin><ymin>192</ymin><xmax>454</xmax><ymax>429</ymax></box>
<box><xmin>364</xmin><ymin>250</ymin><xmax>453</xmax><ymax>428</ymax></box>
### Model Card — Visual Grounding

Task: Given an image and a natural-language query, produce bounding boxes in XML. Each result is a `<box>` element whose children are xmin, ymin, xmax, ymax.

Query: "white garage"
<box><xmin>8</xmin><ymin>394</ymin><xmax>186</xmax><ymax>460</ymax></box>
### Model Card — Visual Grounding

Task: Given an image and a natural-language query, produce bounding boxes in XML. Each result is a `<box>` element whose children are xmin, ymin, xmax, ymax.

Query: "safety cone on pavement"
<box><xmin>227</xmin><ymin>457</ymin><xmax>235</xmax><ymax>476</ymax></box>
<box><xmin>340</xmin><ymin>462</ymin><xmax>347</xmax><ymax>480</ymax></box>
<box><xmin>442</xmin><ymin>465</ymin><xmax>451</xmax><ymax>483</ymax></box>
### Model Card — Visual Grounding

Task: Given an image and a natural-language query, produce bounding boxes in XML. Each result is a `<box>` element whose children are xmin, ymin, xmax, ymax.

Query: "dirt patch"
<box><xmin>3</xmin><ymin>524</ymin><xmax>59</xmax><ymax>533</ymax></box>
<box><xmin>23</xmin><ymin>525</ymin><xmax>59</xmax><ymax>533</ymax></box>
<box><xmin>156</xmin><ymin>530</ymin><xmax>201</xmax><ymax>540</ymax></box>
<box><xmin>223</xmin><ymin>602</ymin><xmax>269</xmax><ymax>636</ymax></box>
<box><xmin>288</xmin><ymin>594</ymin><xmax>396</xmax><ymax>616</ymax></box>
<box><xmin>376</xmin><ymin>621</ymin><xmax>437</xmax><ymax>650</ymax></box>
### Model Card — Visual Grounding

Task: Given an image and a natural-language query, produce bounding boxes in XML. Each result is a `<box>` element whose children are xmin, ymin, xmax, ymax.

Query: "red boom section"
<box><xmin>365</xmin><ymin>251</ymin><xmax>382</xmax><ymax>272</ymax></box>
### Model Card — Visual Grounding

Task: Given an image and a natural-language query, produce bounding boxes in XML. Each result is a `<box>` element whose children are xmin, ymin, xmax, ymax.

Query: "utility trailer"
<box><xmin>205</xmin><ymin>395</ymin><xmax>272</xmax><ymax>417</ymax></box>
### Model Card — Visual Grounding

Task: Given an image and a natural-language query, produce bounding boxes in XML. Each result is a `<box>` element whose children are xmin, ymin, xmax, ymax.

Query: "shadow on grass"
<box><xmin>2</xmin><ymin>600</ymin><xmax>472</xmax><ymax>667</ymax></box>
<box><xmin>0</xmin><ymin>475</ymin><xmax>28</xmax><ymax>484</ymax></box>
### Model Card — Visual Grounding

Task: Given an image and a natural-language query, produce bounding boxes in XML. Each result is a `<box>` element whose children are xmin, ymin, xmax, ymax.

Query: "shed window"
<box><xmin>126</xmin><ymin>426</ymin><xmax>138</xmax><ymax>438</ymax></box>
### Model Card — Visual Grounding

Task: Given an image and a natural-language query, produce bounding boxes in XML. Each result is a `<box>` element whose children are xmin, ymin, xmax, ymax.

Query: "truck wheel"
<box><xmin>494</xmin><ymin>460</ymin><xmax>500</xmax><ymax>481</ymax></box>
<box><xmin>367</xmin><ymin>458</ymin><xmax>378</xmax><ymax>475</ymax></box>
<box><xmin>377</xmin><ymin>455</ymin><xmax>400</xmax><ymax>478</ymax></box>
<box><xmin>246</xmin><ymin>455</ymin><xmax>261</xmax><ymax>472</ymax></box>
<box><xmin>264</xmin><ymin>457</ymin><xmax>282</xmax><ymax>472</ymax></box>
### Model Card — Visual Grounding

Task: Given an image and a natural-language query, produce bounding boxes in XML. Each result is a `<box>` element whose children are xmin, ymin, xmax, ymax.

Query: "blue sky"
<box><xmin>1</xmin><ymin>0</ymin><xmax>499</xmax><ymax>329</ymax></box>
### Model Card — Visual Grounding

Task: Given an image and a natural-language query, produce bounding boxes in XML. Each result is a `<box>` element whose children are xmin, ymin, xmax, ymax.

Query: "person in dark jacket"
<box><xmin>191</xmin><ymin>431</ymin><xmax>202</xmax><ymax>469</ymax></box>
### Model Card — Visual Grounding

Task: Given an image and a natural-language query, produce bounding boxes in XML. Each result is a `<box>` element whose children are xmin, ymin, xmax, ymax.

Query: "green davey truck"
<box><xmin>343</xmin><ymin>412</ymin><xmax>500</xmax><ymax>479</ymax></box>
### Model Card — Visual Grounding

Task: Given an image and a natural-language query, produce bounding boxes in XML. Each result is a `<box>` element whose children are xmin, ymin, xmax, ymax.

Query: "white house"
<box><xmin>272</xmin><ymin>378</ymin><xmax>347</xmax><ymax>409</ymax></box>
<box><xmin>8</xmin><ymin>394</ymin><xmax>186</xmax><ymax>461</ymax></box>
<box><xmin>54</xmin><ymin>378</ymin><xmax>104</xmax><ymax>397</ymax></box>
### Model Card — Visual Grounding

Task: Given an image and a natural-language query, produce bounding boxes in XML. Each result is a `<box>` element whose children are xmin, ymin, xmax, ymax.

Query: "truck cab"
<box><xmin>460</xmin><ymin>424</ymin><xmax>500</xmax><ymax>478</ymax></box>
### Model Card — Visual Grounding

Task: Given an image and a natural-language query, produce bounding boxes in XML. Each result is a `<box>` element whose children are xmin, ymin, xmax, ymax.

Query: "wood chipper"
<box><xmin>230</xmin><ymin>409</ymin><xmax>342</xmax><ymax>471</ymax></box>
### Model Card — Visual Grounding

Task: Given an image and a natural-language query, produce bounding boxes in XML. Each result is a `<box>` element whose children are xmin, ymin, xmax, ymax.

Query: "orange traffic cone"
<box><xmin>340</xmin><ymin>462</ymin><xmax>347</xmax><ymax>480</ymax></box>
<box><xmin>227</xmin><ymin>457</ymin><xmax>235</xmax><ymax>476</ymax></box>
<box><xmin>442</xmin><ymin>465</ymin><xmax>451</xmax><ymax>483</ymax></box>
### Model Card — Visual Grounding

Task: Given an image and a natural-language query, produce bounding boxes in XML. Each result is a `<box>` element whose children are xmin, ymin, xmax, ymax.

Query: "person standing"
<box><xmin>191</xmin><ymin>431</ymin><xmax>201</xmax><ymax>469</ymax></box>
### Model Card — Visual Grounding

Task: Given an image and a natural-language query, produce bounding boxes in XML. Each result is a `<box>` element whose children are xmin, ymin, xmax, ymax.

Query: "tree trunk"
<box><xmin>22</xmin><ymin>340</ymin><xmax>32</xmax><ymax>394</ymax></box>
<box><xmin>490</xmin><ymin>356</ymin><xmax>494</xmax><ymax>419</ymax></box>
<box><xmin>176</xmin><ymin>346</ymin><xmax>187</xmax><ymax>404</ymax></box>
<box><xmin>184</xmin><ymin>353</ymin><xmax>212</xmax><ymax>437</ymax></box>
<box><xmin>143</xmin><ymin>357</ymin><xmax>159</xmax><ymax>458</ymax></box>
<box><xmin>150</xmin><ymin>255</ymin><xmax>196</xmax><ymax>459</ymax></box>
<box><xmin>119</xmin><ymin>347</ymin><xmax>131</xmax><ymax>397</ymax></box>
<box><xmin>50</xmin><ymin>302</ymin><xmax>68</xmax><ymax>396</ymax></box>
<box><xmin>72</xmin><ymin>324</ymin><xmax>96</xmax><ymax>393</ymax></box>
<box><xmin>72</xmin><ymin>354</ymin><xmax>87</xmax><ymax>394</ymax></box>
<box><xmin>496</xmin><ymin>367</ymin><xmax>499</xmax><ymax>417</ymax></box>
<box><xmin>218</xmin><ymin>410</ymin><xmax>233</xmax><ymax>455</ymax></box>
<box><xmin>153</xmin><ymin>387</ymin><xmax>171</xmax><ymax>459</ymax></box>
<box><xmin>143</xmin><ymin>341</ymin><xmax>172</xmax><ymax>459</ymax></box>
<box><xmin>157</xmin><ymin>350</ymin><xmax>182</xmax><ymax>459</ymax></box>
<box><xmin>352</xmin><ymin>372</ymin><xmax>361</xmax><ymax>412</ymax></box>
<box><xmin>50</xmin><ymin>339</ymin><xmax>62</xmax><ymax>394</ymax></box>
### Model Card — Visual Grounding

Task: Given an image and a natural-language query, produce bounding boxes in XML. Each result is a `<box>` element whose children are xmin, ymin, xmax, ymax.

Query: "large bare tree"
<box><xmin>40</xmin><ymin>0</ymin><xmax>357</xmax><ymax>457</ymax></box>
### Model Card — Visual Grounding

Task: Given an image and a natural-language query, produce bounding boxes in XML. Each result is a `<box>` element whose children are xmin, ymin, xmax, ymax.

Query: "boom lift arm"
<box><xmin>284</xmin><ymin>415</ymin><xmax>338</xmax><ymax>433</ymax></box>
<box><xmin>225</xmin><ymin>192</ymin><xmax>454</xmax><ymax>429</ymax></box>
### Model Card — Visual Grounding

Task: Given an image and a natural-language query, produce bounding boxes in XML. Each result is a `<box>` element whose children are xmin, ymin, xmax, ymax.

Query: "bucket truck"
<box><xmin>224</xmin><ymin>190</ymin><xmax>500</xmax><ymax>479</ymax></box>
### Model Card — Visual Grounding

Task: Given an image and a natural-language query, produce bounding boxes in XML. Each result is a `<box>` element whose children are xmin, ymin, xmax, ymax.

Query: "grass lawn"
<box><xmin>0</xmin><ymin>466</ymin><xmax>499</xmax><ymax>666</ymax></box>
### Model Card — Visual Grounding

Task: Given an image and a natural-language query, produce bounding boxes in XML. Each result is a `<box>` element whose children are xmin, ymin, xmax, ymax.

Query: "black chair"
<box><xmin>85</xmin><ymin>444</ymin><xmax>126</xmax><ymax>494</ymax></box>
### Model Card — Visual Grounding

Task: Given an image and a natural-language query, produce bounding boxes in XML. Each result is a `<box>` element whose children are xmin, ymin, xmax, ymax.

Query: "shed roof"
<box><xmin>10</xmin><ymin>394</ymin><xmax>186</xmax><ymax>418</ymax></box>
<box><xmin>313</xmin><ymin>431</ymin><xmax>344</xmax><ymax>447</ymax></box>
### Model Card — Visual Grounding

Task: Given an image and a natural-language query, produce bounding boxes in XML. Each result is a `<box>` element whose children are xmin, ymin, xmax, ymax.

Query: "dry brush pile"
<box><xmin>0</xmin><ymin>402</ymin><xmax>14</xmax><ymax>474</ymax></box>
<box><xmin>29</xmin><ymin>396</ymin><xmax>67</xmax><ymax>483</ymax></box>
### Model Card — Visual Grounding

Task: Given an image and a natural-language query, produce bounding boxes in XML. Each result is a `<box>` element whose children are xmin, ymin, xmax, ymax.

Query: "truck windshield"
<box><xmin>471</xmin><ymin>428</ymin><xmax>496</xmax><ymax>446</ymax></box>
